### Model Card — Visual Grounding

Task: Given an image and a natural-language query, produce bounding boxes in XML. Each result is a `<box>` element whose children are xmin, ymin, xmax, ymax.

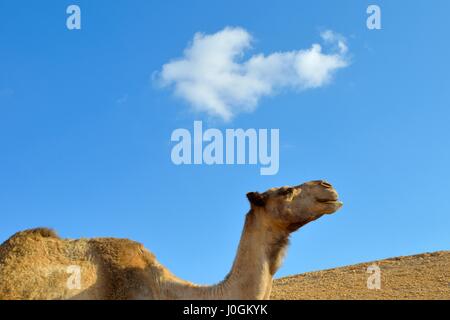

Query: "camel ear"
<box><xmin>247</xmin><ymin>192</ymin><xmax>266</xmax><ymax>207</ymax></box>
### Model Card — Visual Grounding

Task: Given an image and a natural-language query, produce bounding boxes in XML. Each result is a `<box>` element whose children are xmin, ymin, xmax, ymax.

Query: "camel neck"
<box><xmin>211</xmin><ymin>209</ymin><xmax>289</xmax><ymax>299</ymax></box>
<box><xmin>159</xmin><ymin>209</ymin><xmax>290</xmax><ymax>299</ymax></box>
<box><xmin>210</xmin><ymin>209</ymin><xmax>289</xmax><ymax>299</ymax></box>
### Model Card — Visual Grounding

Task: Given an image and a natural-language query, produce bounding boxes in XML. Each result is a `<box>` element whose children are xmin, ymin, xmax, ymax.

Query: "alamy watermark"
<box><xmin>66</xmin><ymin>265</ymin><xmax>81</xmax><ymax>290</ymax></box>
<box><xmin>367</xmin><ymin>5</ymin><xmax>381</xmax><ymax>30</ymax></box>
<box><xmin>66</xmin><ymin>5</ymin><xmax>81</xmax><ymax>30</ymax></box>
<box><xmin>366</xmin><ymin>264</ymin><xmax>381</xmax><ymax>290</ymax></box>
<box><xmin>170</xmin><ymin>121</ymin><xmax>279</xmax><ymax>176</ymax></box>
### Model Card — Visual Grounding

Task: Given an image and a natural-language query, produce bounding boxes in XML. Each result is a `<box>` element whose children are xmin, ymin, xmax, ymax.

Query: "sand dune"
<box><xmin>272</xmin><ymin>251</ymin><xmax>450</xmax><ymax>300</ymax></box>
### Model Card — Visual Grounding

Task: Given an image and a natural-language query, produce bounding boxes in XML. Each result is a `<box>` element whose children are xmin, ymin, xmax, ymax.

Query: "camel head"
<box><xmin>247</xmin><ymin>180</ymin><xmax>343</xmax><ymax>233</ymax></box>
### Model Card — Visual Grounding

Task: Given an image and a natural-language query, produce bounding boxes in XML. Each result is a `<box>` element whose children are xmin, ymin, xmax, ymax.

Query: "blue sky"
<box><xmin>1</xmin><ymin>0</ymin><xmax>449</xmax><ymax>284</ymax></box>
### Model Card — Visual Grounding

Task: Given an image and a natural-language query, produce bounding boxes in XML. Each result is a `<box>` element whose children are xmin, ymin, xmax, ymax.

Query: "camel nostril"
<box><xmin>320</xmin><ymin>181</ymin><xmax>333</xmax><ymax>189</ymax></box>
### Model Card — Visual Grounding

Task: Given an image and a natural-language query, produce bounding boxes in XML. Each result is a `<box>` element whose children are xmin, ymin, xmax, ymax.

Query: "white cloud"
<box><xmin>157</xmin><ymin>27</ymin><xmax>349</xmax><ymax>121</ymax></box>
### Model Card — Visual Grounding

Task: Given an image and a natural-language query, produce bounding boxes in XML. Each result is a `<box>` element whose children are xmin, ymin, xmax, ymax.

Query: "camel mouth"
<box><xmin>317</xmin><ymin>198</ymin><xmax>343</xmax><ymax>215</ymax></box>
<box><xmin>317</xmin><ymin>198</ymin><xmax>343</xmax><ymax>206</ymax></box>
<box><xmin>317</xmin><ymin>198</ymin><xmax>339</xmax><ymax>203</ymax></box>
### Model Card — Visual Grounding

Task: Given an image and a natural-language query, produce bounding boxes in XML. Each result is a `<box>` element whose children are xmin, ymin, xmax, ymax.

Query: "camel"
<box><xmin>0</xmin><ymin>180</ymin><xmax>342</xmax><ymax>300</ymax></box>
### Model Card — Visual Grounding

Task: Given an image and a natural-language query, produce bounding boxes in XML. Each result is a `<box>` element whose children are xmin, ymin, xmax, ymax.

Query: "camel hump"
<box><xmin>10</xmin><ymin>228</ymin><xmax>59</xmax><ymax>240</ymax></box>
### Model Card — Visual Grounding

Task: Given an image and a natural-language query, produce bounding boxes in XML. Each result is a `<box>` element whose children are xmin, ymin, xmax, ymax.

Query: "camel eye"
<box><xmin>279</xmin><ymin>187</ymin><xmax>294</xmax><ymax>196</ymax></box>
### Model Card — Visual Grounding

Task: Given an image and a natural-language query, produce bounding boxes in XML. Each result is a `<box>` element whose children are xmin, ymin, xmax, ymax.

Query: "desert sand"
<box><xmin>272</xmin><ymin>251</ymin><xmax>450</xmax><ymax>300</ymax></box>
